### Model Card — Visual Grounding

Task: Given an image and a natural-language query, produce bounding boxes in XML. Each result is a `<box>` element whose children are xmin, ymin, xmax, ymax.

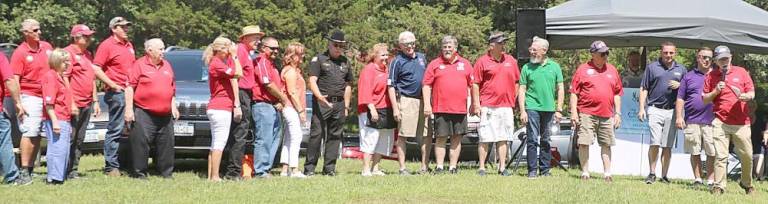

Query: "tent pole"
<box><xmin>640</xmin><ymin>46</ymin><xmax>647</xmax><ymax>69</ymax></box>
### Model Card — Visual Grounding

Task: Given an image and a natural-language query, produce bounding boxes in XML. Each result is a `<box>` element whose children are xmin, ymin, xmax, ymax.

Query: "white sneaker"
<box><xmin>362</xmin><ymin>171</ymin><xmax>373</xmax><ymax>177</ymax></box>
<box><xmin>372</xmin><ymin>170</ymin><xmax>386</xmax><ymax>176</ymax></box>
<box><xmin>290</xmin><ymin>172</ymin><xmax>307</xmax><ymax>178</ymax></box>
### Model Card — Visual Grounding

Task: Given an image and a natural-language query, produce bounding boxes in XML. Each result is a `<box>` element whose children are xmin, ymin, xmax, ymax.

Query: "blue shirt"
<box><xmin>676</xmin><ymin>68</ymin><xmax>714</xmax><ymax>125</ymax></box>
<box><xmin>640</xmin><ymin>59</ymin><xmax>686</xmax><ymax>108</ymax></box>
<box><xmin>388</xmin><ymin>52</ymin><xmax>428</xmax><ymax>98</ymax></box>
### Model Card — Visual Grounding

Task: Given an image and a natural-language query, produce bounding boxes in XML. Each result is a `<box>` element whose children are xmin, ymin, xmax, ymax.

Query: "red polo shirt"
<box><xmin>357</xmin><ymin>63</ymin><xmax>391</xmax><ymax>114</ymax></box>
<box><xmin>252</xmin><ymin>53</ymin><xmax>282</xmax><ymax>103</ymax></box>
<box><xmin>64</xmin><ymin>44</ymin><xmax>96</xmax><ymax>108</ymax></box>
<box><xmin>703</xmin><ymin>65</ymin><xmax>754</xmax><ymax>125</ymax></box>
<box><xmin>10</xmin><ymin>41</ymin><xmax>53</xmax><ymax>97</ymax></box>
<box><xmin>93</xmin><ymin>35</ymin><xmax>136</xmax><ymax>88</ymax></box>
<box><xmin>423</xmin><ymin>55</ymin><xmax>473</xmax><ymax>114</ymax></box>
<box><xmin>236</xmin><ymin>43</ymin><xmax>255</xmax><ymax>89</ymax></box>
<box><xmin>0</xmin><ymin>54</ymin><xmax>13</xmax><ymax>109</ymax></box>
<box><xmin>569</xmin><ymin>61</ymin><xmax>623</xmax><ymax>118</ymax></box>
<box><xmin>472</xmin><ymin>53</ymin><xmax>520</xmax><ymax>108</ymax></box>
<box><xmin>208</xmin><ymin>57</ymin><xmax>236</xmax><ymax>111</ymax></box>
<box><xmin>41</xmin><ymin>71</ymin><xmax>72</xmax><ymax>121</ymax></box>
<box><xmin>128</xmin><ymin>56</ymin><xmax>176</xmax><ymax>116</ymax></box>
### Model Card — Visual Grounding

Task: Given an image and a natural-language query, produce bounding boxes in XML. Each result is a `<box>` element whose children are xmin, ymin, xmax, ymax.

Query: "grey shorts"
<box><xmin>433</xmin><ymin>113</ymin><xmax>467</xmax><ymax>137</ymax></box>
<box><xmin>648</xmin><ymin>106</ymin><xmax>678</xmax><ymax>148</ymax></box>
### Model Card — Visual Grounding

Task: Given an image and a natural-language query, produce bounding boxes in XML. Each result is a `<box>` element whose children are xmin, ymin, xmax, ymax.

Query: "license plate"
<box><xmin>84</xmin><ymin>129</ymin><xmax>106</xmax><ymax>143</ymax></box>
<box><xmin>174</xmin><ymin>121</ymin><xmax>194</xmax><ymax>136</ymax></box>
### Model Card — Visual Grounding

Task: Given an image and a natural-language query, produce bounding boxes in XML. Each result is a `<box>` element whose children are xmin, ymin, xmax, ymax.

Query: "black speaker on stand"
<box><xmin>515</xmin><ymin>9</ymin><xmax>546</xmax><ymax>64</ymax></box>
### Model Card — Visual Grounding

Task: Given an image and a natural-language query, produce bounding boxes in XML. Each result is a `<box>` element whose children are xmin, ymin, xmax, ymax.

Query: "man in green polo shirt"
<box><xmin>518</xmin><ymin>36</ymin><xmax>565</xmax><ymax>179</ymax></box>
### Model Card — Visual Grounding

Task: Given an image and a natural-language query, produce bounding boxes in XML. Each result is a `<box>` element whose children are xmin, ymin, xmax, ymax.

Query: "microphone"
<box><xmin>720</xmin><ymin>65</ymin><xmax>729</xmax><ymax>82</ymax></box>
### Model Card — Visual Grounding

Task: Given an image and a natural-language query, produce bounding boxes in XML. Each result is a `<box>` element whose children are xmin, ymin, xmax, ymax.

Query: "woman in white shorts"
<box><xmin>203</xmin><ymin>37</ymin><xmax>242</xmax><ymax>181</ymax></box>
<box><xmin>357</xmin><ymin>43</ymin><xmax>396</xmax><ymax>176</ymax></box>
<box><xmin>279</xmin><ymin>42</ymin><xmax>308</xmax><ymax>178</ymax></box>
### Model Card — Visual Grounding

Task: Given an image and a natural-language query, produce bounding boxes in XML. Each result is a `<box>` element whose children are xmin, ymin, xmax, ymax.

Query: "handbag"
<box><xmin>366</xmin><ymin>108</ymin><xmax>396</xmax><ymax>129</ymax></box>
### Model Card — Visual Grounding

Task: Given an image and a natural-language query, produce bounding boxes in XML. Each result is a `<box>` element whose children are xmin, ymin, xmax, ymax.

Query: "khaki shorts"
<box><xmin>647</xmin><ymin>106</ymin><xmax>678</xmax><ymax>148</ymax></box>
<box><xmin>397</xmin><ymin>96</ymin><xmax>431</xmax><ymax>138</ymax></box>
<box><xmin>577</xmin><ymin>114</ymin><xmax>615</xmax><ymax>146</ymax></box>
<box><xmin>683</xmin><ymin>124</ymin><xmax>716</xmax><ymax>156</ymax></box>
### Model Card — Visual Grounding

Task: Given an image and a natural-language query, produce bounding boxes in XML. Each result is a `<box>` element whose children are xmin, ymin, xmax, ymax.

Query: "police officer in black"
<box><xmin>304</xmin><ymin>30</ymin><xmax>353</xmax><ymax>176</ymax></box>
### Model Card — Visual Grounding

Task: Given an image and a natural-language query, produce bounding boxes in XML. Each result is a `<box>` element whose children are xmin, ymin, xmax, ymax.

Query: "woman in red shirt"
<box><xmin>203</xmin><ymin>37</ymin><xmax>242</xmax><ymax>181</ymax></box>
<box><xmin>41</xmin><ymin>48</ymin><xmax>74</xmax><ymax>184</ymax></box>
<box><xmin>279</xmin><ymin>42</ymin><xmax>308</xmax><ymax>178</ymax></box>
<box><xmin>357</xmin><ymin>43</ymin><xmax>395</xmax><ymax>176</ymax></box>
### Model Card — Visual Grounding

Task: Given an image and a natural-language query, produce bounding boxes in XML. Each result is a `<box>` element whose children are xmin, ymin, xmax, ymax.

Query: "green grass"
<box><xmin>1</xmin><ymin>155</ymin><xmax>765</xmax><ymax>203</ymax></box>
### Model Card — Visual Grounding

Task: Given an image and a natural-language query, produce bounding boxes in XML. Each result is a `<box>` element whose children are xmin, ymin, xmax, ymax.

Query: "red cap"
<box><xmin>70</xmin><ymin>24</ymin><xmax>95</xmax><ymax>37</ymax></box>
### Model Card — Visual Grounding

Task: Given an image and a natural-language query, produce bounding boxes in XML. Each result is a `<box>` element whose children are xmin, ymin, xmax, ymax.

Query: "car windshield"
<box><xmin>165</xmin><ymin>51</ymin><xmax>207</xmax><ymax>81</ymax></box>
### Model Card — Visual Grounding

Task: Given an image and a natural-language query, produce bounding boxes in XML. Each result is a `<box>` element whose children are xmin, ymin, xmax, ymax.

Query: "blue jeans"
<box><xmin>104</xmin><ymin>91</ymin><xmax>125</xmax><ymax>172</ymax></box>
<box><xmin>44</xmin><ymin>120</ymin><xmax>72</xmax><ymax>182</ymax></box>
<box><xmin>252</xmin><ymin>102</ymin><xmax>281</xmax><ymax>176</ymax></box>
<box><xmin>525</xmin><ymin>110</ymin><xmax>554</xmax><ymax>174</ymax></box>
<box><xmin>0</xmin><ymin>113</ymin><xmax>19</xmax><ymax>183</ymax></box>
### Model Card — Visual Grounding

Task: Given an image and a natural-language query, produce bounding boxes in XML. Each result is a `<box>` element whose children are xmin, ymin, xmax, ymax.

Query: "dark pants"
<box><xmin>221</xmin><ymin>89</ymin><xmax>252</xmax><ymax>179</ymax></box>
<box><xmin>104</xmin><ymin>91</ymin><xmax>125</xmax><ymax>172</ymax></box>
<box><xmin>129</xmin><ymin>108</ymin><xmax>174</xmax><ymax>178</ymax></box>
<box><xmin>525</xmin><ymin>110</ymin><xmax>554</xmax><ymax>174</ymax></box>
<box><xmin>67</xmin><ymin>105</ymin><xmax>93</xmax><ymax>175</ymax></box>
<box><xmin>304</xmin><ymin>100</ymin><xmax>345</xmax><ymax>174</ymax></box>
<box><xmin>2</xmin><ymin>97</ymin><xmax>21</xmax><ymax>150</ymax></box>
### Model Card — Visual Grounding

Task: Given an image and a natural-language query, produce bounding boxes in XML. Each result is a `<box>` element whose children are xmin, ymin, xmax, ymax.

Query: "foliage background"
<box><xmin>2</xmin><ymin>0</ymin><xmax>768</xmax><ymax>113</ymax></box>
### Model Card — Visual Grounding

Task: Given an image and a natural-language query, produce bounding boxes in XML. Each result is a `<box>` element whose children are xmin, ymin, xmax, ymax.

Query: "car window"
<box><xmin>165</xmin><ymin>51</ymin><xmax>206</xmax><ymax>81</ymax></box>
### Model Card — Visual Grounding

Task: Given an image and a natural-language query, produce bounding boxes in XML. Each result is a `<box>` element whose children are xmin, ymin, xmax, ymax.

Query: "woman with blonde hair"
<box><xmin>41</xmin><ymin>48</ymin><xmax>74</xmax><ymax>184</ymax></box>
<box><xmin>279</xmin><ymin>42</ymin><xmax>308</xmax><ymax>178</ymax></box>
<box><xmin>202</xmin><ymin>36</ymin><xmax>243</xmax><ymax>181</ymax></box>
<box><xmin>357</xmin><ymin>43</ymin><xmax>396</xmax><ymax>176</ymax></box>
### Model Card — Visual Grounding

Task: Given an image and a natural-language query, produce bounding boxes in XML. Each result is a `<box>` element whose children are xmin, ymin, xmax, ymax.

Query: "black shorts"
<box><xmin>433</xmin><ymin>113</ymin><xmax>467</xmax><ymax>137</ymax></box>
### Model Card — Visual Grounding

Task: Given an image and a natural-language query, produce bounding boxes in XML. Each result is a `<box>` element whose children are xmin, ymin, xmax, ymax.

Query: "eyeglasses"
<box><xmin>333</xmin><ymin>43</ymin><xmax>347</xmax><ymax>49</ymax></box>
<box><xmin>266</xmin><ymin>46</ymin><xmax>280</xmax><ymax>51</ymax></box>
<box><xmin>600</xmin><ymin>52</ymin><xmax>609</xmax><ymax>57</ymax></box>
<box><xmin>26</xmin><ymin>28</ymin><xmax>40</xmax><ymax>33</ymax></box>
<box><xmin>401</xmin><ymin>42</ymin><xmax>416</xmax><ymax>47</ymax></box>
<box><xmin>699</xmin><ymin>56</ymin><xmax>713</xmax><ymax>60</ymax></box>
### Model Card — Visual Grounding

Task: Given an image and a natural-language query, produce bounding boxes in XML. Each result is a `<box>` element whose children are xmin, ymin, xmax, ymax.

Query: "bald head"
<box><xmin>144</xmin><ymin>38</ymin><xmax>165</xmax><ymax>63</ymax></box>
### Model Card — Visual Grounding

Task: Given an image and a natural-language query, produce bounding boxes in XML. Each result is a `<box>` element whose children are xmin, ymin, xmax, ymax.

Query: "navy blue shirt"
<box><xmin>640</xmin><ymin>59</ymin><xmax>686</xmax><ymax>108</ymax></box>
<box><xmin>388</xmin><ymin>52</ymin><xmax>428</xmax><ymax>98</ymax></box>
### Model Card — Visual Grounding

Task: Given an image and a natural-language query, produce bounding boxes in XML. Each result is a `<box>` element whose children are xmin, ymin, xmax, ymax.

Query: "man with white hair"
<box><xmin>93</xmin><ymin>16</ymin><xmax>136</xmax><ymax>176</ymax></box>
<box><xmin>9</xmin><ymin>18</ymin><xmax>53</xmax><ymax>183</ymax></box>
<box><xmin>124</xmin><ymin>38</ymin><xmax>179</xmax><ymax>179</ymax></box>
<box><xmin>471</xmin><ymin>31</ymin><xmax>519</xmax><ymax>176</ymax></box>
<box><xmin>387</xmin><ymin>31</ymin><xmax>432</xmax><ymax>175</ymax></box>
<box><xmin>423</xmin><ymin>35</ymin><xmax>474</xmax><ymax>174</ymax></box>
<box><xmin>518</xmin><ymin>36</ymin><xmax>565</xmax><ymax>179</ymax></box>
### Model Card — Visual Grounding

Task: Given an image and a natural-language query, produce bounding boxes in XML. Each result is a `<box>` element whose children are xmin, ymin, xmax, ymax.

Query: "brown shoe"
<box><xmin>710</xmin><ymin>187</ymin><xmax>724</xmax><ymax>195</ymax></box>
<box><xmin>107</xmin><ymin>169</ymin><xmax>122</xmax><ymax>177</ymax></box>
<box><xmin>739</xmin><ymin>182</ymin><xmax>755</xmax><ymax>195</ymax></box>
<box><xmin>604</xmin><ymin>176</ymin><xmax>613</xmax><ymax>183</ymax></box>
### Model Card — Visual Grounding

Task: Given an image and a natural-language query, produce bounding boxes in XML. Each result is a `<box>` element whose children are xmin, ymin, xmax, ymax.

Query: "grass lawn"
<box><xmin>1</xmin><ymin>155</ymin><xmax>765</xmax><ymax>203</ymax></box>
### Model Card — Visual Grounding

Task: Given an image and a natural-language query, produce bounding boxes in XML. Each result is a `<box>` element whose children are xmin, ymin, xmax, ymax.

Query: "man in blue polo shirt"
<box><xmin>387</xmin><ymin>31</ymin><xmax>432</xmax><ymax>175</ymax></box>
<box><xmin>675</xmin><ymin>47</ymin><xmax>716</xmax><ymax>186</ymax></box>
<box><xmin>638</xmin><ymin>42</ymin><xmax>686</xmax><ymax>184</ymax></box>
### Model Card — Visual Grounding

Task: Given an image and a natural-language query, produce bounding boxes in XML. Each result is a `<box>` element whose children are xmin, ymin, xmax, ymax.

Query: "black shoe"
<box><xmin>660</xmin><ymin>176</ymin><xmax>671</xmax><ymax>183</ymax></box>
<box><xmin>448</xmin><ymin>168</ymin><xmax>458</xmax><ymax>174</ymax></box>
<box><xmin>433</xmin><ymin>167</ymin><xmax>445</xmax><ymax>175</ymax></box>
<box><xmin>323</xmin><ymin>171</ymin><xmax>337</xmax><ymax>177</ymax></box>
<box><xmin>45</xmin><ymin>180</ymin><xmax>64</xmax><ymax>185</ymax></box>
<box><xmin>499</xmin><ymin>169</ymin><xmax>511</xmax><ymax>177</ymax></box>
<box><xmin>477</xmin><ymin>169</ymin><xmax>487</xmax><ymax>176</ymax></box>
<box><xmin>739</xmin><ymin>182</ymin><xmax>755</xmax><ymax>195</ymax></box>
<box><xmin>710</xmin><ymin>187</ymin><xmax>724</xmax><ymax>195</ymax></box>
<box><xmin>527</xmin><ymin>171</ymin><xmax>538</xmax><ymax>179</ymax></box>
<box><xmin>645</xmin><ymin>173</ymin><xmax>656</xmax><ymax>184</ymax></box>
<box><xmin>67</xmin><ymin>171</ymin><xmax>81</xmax><ymax>180</ymax></box>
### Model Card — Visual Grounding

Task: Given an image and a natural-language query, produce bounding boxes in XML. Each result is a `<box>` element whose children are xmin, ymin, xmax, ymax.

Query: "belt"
<box><xmin>253</xmin><ymin>99</ymin><xmax>276</xmax><ymax>104</ymax></box>
<box><xmin>651</xmin><ymin>103</ymin><xmax>673</xmax><ymax>110</ymax></box>
<box><xmin>327</xmin><ymin>96</ymin><xmax>344</xmax><ymax>103</ymax></box>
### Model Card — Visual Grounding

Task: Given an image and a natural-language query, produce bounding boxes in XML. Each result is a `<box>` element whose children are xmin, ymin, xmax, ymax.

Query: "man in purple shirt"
<box><xmin>675</xmin><ymin>47</ymin><xmax>716</xmax><ymax>186</ymax></box>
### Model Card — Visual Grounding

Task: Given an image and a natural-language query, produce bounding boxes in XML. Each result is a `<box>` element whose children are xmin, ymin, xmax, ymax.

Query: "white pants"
<box><xmin>280</xmin><ymin>107</ymin><xmax>303</xmax><ymax>167</ymax></box>
<box><xmin>206</xmin><ymin>110</ymin><xmax>232</xmax><ymax>150</ymax></box>
<box><xmin>20</xmin><ymin>94</ymin><xmax>43</xmax><ymax>137</ymax></box>
<box><xmin>358</xmin><ymin>113</ymin><xmax>394</xmax><ymax>156</ymax></box>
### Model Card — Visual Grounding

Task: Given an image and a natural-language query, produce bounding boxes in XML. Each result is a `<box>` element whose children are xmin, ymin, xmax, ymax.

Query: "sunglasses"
<box><xmin>333</xmin><ymin>43</ymin><xmax>347</xmax><ymax>49</ymax></box>
<box><xmin>401</xmin><ymin>42</ymin><xmax>416</xmax><ymax>47</ymax></box>
<box><xmin>26</xmin><ymin>28</ymin><xmax>40</xmax><ymax>33</ymax></box>
<box><xmin>266</xmin><ymin>46</ymin><xmax>280</xmax><ymax>51</ymax></box>
<box><xmin>699</xmin><ymin>56</ymin><xmax>713</xmax><ymax>60</ymax></box>
<box><xmin>600</xmin><ymin>52</ymin><xmax>610</xmax><ymax>57</ymax></box>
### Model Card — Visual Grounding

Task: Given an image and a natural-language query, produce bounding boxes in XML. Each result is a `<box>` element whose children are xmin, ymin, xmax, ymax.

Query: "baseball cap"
<box><xmin>109</xmin><ymin>17</ymin><xmax>132</xmax><ymax>28</ymax></box>
<box><xmin>70</xmin><ymin>24</ymin><xmax>95</xmax><ymax>37</ymax></box>
<box><xmin>714</xmin><ymin>45</ymin><xmax>732</xmax><ymax>60</ymax></box>
<box><xmin>589</xmin><ymin>40</ymin><xmax>609</xmax><ymax>53</ymax></box>
<box><xmin>327</xmin><ymin>30</ymin><xmax>346</xmax><ymax>43</ymax></box>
